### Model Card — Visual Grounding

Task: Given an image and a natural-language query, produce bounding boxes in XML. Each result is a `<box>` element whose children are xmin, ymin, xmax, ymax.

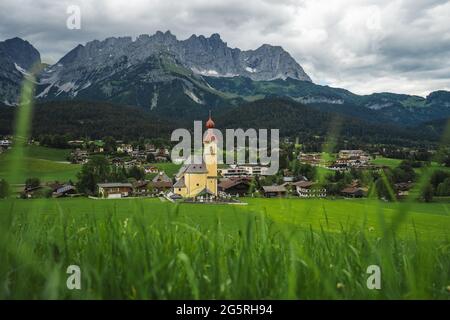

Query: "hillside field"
<box><xmin>372</xmin><ymin>156</ymin><xmax>450</xmax><ymax>173</ymax></box>
<box><xmin>0</xmin><ymin>197</ymin><xmax>448</xmax><ymax>299</ymax></box>
<box><xmin>0</xmin><ymin>145</ymin><xmax>80</xmax><ymax>184</ymax></box>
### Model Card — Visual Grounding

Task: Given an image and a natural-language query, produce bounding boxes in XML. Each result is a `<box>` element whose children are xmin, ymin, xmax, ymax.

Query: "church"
<box><xmin>172</xmin><ymin>114</ymin><xmax>218</xmax><ymax>199</ymax></box>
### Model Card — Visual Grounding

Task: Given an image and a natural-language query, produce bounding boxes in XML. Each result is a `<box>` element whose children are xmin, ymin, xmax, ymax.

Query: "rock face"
<box><xmin>180</xmin><ymin>33</ymin><xmax>311</xmax><ymax>81</ymax></box>
<box><xmin>36</xmin><ymin>31</ymin><xmax>311</xmax><ymax>100</ymax></box>
<box><xmin>0</xmin><ymin>37</ymin><xmax>41</xmax><ymax>105</ymax></box>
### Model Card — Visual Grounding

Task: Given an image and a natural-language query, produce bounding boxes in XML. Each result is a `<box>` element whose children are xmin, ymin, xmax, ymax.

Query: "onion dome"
<box><xmin>206</xmin><ymin>110</ymin><xmax>215</xmax><ymax>129</ymax></box>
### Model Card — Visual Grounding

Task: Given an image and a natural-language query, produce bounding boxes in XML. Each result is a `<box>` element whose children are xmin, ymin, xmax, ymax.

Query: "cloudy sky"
<box><xmin>1</xmin><ymin>0</ymin><xmax>449</xmax><ymax>96</ymax></box>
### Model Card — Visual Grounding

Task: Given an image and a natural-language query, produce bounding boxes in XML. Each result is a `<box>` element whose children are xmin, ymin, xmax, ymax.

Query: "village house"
<box><xmin>218</xmin><ymin>177</ymin><xmax>251</xmax><ymax>197</ymax></box>
<box><xmin>156</xmin><ymin>147</ymin><xmax>170</xmax><ymax>156</ymax></box>
<box><xmin>148</xmin><ymin>147</ymin><xmax>170</xmax><ymax>162</ymax></box>
<box><xmin>240</xmin><ymin>165</ymin><xmax>268</xmax><ymax>176</ymax></box>
<box><xmin>328</xmin><ymin>163</ymin><xmax>348</xmax><ymax>171</ymax></box>
<box><xmin>281</xmin><ymin>175</ymin><xmax>308</xmax><ymax>191</ymax></box>
<box><xmin>111</xmin><ymin>157</ymin><xmax>125</xmax><ymax>166</ymax></box>
<box><xmin>133</xmin><ymin>180</ymin><xmax>149</xmax><ymax>196</ymax></box>
<box><xmin>52</xmin><ymin>185</ymin><xmax>77</xmax><ymax>198</ymax></box>
<box><xmin>124</xmin><ymin>159</ymin><xmax>141</xmax><ymax>169</ymax></box>
<box><xmin>97</xmin><ymin>183</ymin><xmax>133</xmax><ymax>199</ymax></box>
<box><xmin>293</xmin><ymin>181</ymin><xmax>327</xmax><ymax>198</ymax></box>
<box><xmin>394</xmin><ymin>182</ymin><xmax>414</xmax><ymax>198</ymax></box>
<box><xmin>130</xmin><ymin>149</ymin><xmax>140</xmax><ymax>158</ymax></box>
<box><xmin>219</xmin><ymin>164</ymin><xmax>268</xmax><ymax>178</ymax></box>
<box><xmin>335</xmin><ymin>150</ymin><xmax>371</xmax><ymax>168</ymax></box>
<box><xmin>67</xmin><ymin>140</ymin><xmax>84</xmax><ymax>147</ymax></box>
<box><xmin>340</xmin><ymin>187</ymin><xmax>365</xmax><ymax>198</ymax></box>
<box><xmin>338</xmin><ymin>150</ymin><xmax>366</xmax><ymax>159</ymax></box>
<box><xmin>0</xmin><ymin>139</ymin><xmax>12</xmax><ymax>149</ymax></box>
<box><xmin>145</xmin><ymin>144</ymin><xmax>156</xmax><ymax>152</ymax></box>
<box><xmin>149</xmin><ymin>171</ymin><xmax>173</xmax><ymax>194</ymax></box>
<box><xmin>117</xmin><ymin>144</ymin><xmax>133</xmax><ymax>154</ymax></box>
<box><xmin>70</xmin><ymin>148</ymin><xmax>88</xmax><ymax>164</ymax></box>
<box><xmin>262</xmin><ymin>185</ymin><xmax>288</xmax><ymax>198</ymax></box>
<box><xmin>144</xmin><ymin>166</ymin><xmax>159</xmax><ymax>174</ymax></box>
<box><xmin>298</xmin><ymin>152</ymin><xmax>322</xmax><ymax>166</ymax></box>
<box><xmin>22</xmin><ymin>185</ymin><xmax>43</xmax><ymax>199</ymax></box>
<box><xmin>219</xmin><ymin>165</ymin><xmax>248</xmax><ymax>178</ymax></box>
<box><xmin>90</xmin><ymin>141</ymin><xmax>105</xmax><ymax>153</ymax></box>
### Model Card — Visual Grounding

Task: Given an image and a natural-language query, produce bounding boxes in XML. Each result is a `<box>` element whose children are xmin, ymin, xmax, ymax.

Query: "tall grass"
<box><xmin>0</xmin><ymin>201</ymin><xmax>448</xmax><ymax>299</ymax></box>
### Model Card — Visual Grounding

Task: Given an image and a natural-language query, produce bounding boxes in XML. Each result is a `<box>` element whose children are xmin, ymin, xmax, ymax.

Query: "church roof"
<box><xmin>173</xmin><ymin>177</ymin><xmax>186</xmax><ymax>188</ymax></box>
<box><xmin>176</xmin><ymin>162</ymin><xmax>208</xmax><ymax>178</ymax></box>
<box><xmin>195</xmin><ymin>188</ymin><xmax>215</xmax><ymax>197</ymax></box>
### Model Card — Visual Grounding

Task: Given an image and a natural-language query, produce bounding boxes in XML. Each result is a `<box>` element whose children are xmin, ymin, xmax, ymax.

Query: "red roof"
<box><xmin>206</xmin><ymin>111</ymin><xmax>215</xmax><ymax>129</ymax></box>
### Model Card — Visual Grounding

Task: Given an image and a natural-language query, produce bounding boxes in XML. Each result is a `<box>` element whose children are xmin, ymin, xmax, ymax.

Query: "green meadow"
<box><xmin>0</xmin><ymin>197</ymin><xmax>448</xmax><ymax>299</ymax></box>
<box><xmin>146</xmin><ymin>162</ymin><xmax>181</xmax><ymax>179</ymax></box>
<box><xmin>372</xmin><ymin>157</ymin><xmax>403</xmax><ymax>168</ymax></box>
<box><xmin>23</xmin><ymin>145</ymin><xmax>71</xmax><ymax>162</ymax></box>
<box><xmin>0</xmin><ymin>145</ymin><xmax>81</xmax><ymax>184</ymax></box>
<box><xmin>373</xmin><ymin>156</ymin><xmax>450</xmax><ymax>173</ymax></box>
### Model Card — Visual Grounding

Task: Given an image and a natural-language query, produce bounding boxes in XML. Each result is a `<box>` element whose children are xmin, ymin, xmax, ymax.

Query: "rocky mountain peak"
<box><xmin>0</xmin><ymin>37</ymin><xmax>42</xmax><ymax>105</ymax></box>
<box><xmin>39</xmin><ymin>31</ymin><xmax>312</xmax><ymax>88</ymax></box>
<box><xmin>0</xmin><ymin>37</ymin><xmax>41</xmax><ymax>70</ymax></box>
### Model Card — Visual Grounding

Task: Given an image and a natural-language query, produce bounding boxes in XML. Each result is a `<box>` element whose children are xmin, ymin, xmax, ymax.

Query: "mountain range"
<box><xmin>0</xmin><ymin>32</ymin><xmax>449</xmax><ymax>128</ymax></box>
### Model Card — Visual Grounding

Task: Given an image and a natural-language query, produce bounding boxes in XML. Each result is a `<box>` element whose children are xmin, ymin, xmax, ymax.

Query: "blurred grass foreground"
<box><xmin>0</xmin><ymin>198</ymin><xmax>449</xmax><ymax>299</ymax></box>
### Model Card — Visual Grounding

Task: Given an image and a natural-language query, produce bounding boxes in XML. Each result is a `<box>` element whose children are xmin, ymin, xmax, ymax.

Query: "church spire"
<box><xmin>206</xmin><ymin>110</ymin><xmax>215</xmax><ymax>129</ymax></box>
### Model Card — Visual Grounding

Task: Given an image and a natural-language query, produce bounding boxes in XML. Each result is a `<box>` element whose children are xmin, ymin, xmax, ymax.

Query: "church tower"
<box><xmin>203</xmin><ymin>111</ymin><xmax>218</xmax><ymax>195</ymax></box>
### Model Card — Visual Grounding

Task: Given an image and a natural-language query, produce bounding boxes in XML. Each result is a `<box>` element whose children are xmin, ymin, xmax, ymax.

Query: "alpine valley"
<box><xmin>0</xmin><ymin>31</ymin><xmax>449</xmax><ymax>135</ymax></box>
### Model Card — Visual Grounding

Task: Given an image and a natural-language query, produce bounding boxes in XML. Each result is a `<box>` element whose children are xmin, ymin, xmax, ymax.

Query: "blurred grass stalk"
<box><xmin>7</xmin><ymin>64</ymin><xmax>40</xmax><ymax>186</ymax></box>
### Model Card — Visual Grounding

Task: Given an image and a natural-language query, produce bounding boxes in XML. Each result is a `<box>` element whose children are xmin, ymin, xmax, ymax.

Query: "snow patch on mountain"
<box><xmin>151</xmin><ymin>90</ymin><xmax>158</xmax><ymax>110</ymax></box>
<box><xmin>56</xmin><ymin>82</ymin><xmax>78</xmax><ymax>96</ymax></box>
<box><xmin>2</xmin><ymin>100</ymin><xmax>16</xmax><ymax>106</ymax></box>
<box><xmin>184</xmin><ymin>88</ymin><xmax>203</xmax><ymax>104</ymax></box>
<box><xmin>14</xmin><ymin>63</ymin><xmax>29</xmax><ymax>75</ymax></box>
<box><xmin>191</xmin><ymin>67</ymin><xmax>237</xmax><ymax>78</ymax></box>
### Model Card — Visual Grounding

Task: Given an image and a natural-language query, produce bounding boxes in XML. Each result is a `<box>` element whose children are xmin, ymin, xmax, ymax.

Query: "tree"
<box><xmin>392</xmin><ymin>161</ymin><xmax>416</xmax><ymax>183</ymax></box>
<box><xmin>421</xmin><ymin>183</ymin><xmax>434</xmax><ymax>202</ymax></box>
<box><xmin>76</xmin><ymin>156</ymin><xmax>111</xmax><ymax>194</ymax></box>
<box><xmin>375</xmin><ymin>174</ymin><xmax>395</xmax><ymax>201</ymax></box>
<box><xmin>298</xmin><ymin>164</ymin><xmax>316</xmax><ymax>181</ymax></box>
<box><xmin>128</xmin><ymin>166</ymin><xmax>145</xmax><ymax>180</ymax></box>
<box><xmin>25</xmin><ymin>177</ymin><xmax>40</xmax><ymax>189</ymax></box>
<box><xmin>444</xmin><ymin>155</ymin><xmax>450</xmax><ymax>167</ymax></box>
<box><xmin>248</xmin><ymin>176</ymin><xmax>257</xmax><ymax>195</ymax></box>
<box><xmin>0</xmin><ymin>179</ymin><xmax>10</xmax><ymax>198</ymax></box>
<box><xmin>146</xmin><ymin>152</ymin><xmax>155</xmax><ymax>163</ymax></box>
<box><xmin>436</xmin><ymin>178</ymin><xmax>450</xmax><ymax>196</ymax></box>
<box><xmin>110</xmin><ymin>165</ymin><xmax>127</xmax><ymax>182</ymax></box>
<box><xmin>103</xmin><ymin>136</ymin><xmax>117</xmax><ymax>154</ymax></box>
<box><xmin>430</xmin><ymin>170</ymin><xmax>450</xmax><ymax>190</ymax></box>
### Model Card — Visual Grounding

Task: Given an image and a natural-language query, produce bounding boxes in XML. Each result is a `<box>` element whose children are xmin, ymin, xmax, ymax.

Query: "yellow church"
<box><xmin>173</xmin><ymin>114</ymin><xmax>218</xmax><ymax>199</ymax></box>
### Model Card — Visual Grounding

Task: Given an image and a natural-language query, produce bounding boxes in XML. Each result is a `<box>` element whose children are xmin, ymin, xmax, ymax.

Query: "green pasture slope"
<box><xmin>373</xmin><ymin>156</ymin><xmax>450</xmax><ymax>173</ymax></box>
<box><xmin>372</xmin><ymin>157</ymin><xmax>402</xmax><ymax>168</ymax></box>
<box><xmin>146</xmin><ymin>162</ymin><xmax>181</xmax><ymax>178</ymax></box>
<box><xmin>24</xmin><ymin>145</ymin><xmax>71</xmax><ymax>162</ymax></box>
<box><xmin>0</xmin><ymin>145</ymin><xmax>81</xmax><ymax>184</ymax></box>
<box><xmin>0</xmin><ymin>197</ymin><xmax>448</xmax><ymax>299</ymax></box>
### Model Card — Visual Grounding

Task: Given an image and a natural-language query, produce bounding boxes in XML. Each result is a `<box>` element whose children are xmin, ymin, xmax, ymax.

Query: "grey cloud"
<box><xmin>0</xmin><ymin>0</ymin><xmax>449</xmax><ymax>96</ymax></box>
